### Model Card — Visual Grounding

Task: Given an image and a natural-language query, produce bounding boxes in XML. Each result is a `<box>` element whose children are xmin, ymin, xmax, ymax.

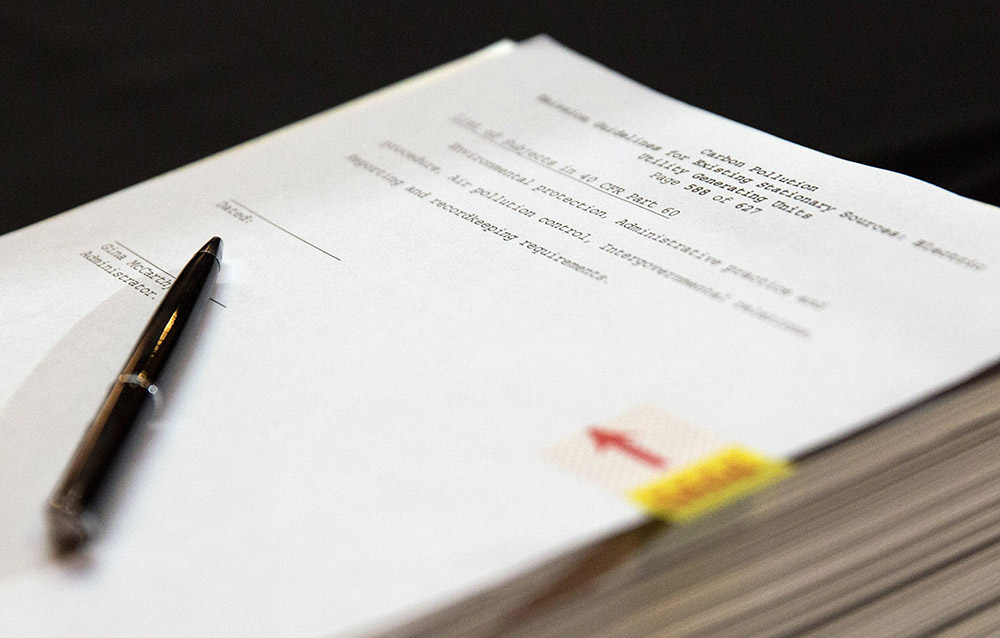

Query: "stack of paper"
<box><xmin>390</xmin><ymin>367</ymin><xmax>1000</xmax><ymax>636</ymax></box>
<box><xmin>3</xmin><ymin>36</ymin><xmax>1000</xmax><ymax>636</ymax></box>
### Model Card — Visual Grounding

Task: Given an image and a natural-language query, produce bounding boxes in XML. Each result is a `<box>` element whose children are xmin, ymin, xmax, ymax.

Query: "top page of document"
<box><xmin>3</xmin><ymin>36</ymin><xmax>1000</xmax><ymax>637</ymax></box>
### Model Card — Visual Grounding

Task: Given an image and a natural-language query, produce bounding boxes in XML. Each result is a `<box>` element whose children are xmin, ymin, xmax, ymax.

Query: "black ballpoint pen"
<box><xmin>47</xmin><ymin>236</ymin><xmax>223</xmax><ymax>551</ymax></box>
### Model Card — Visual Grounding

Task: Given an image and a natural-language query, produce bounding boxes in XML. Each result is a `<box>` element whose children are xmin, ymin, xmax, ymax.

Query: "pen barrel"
<box><xmin>51</xmin><ymin>380</ymin><xmax>157</xmax><ymax>515</ymax></box>
<box><xmin>120</xmin><ymin>248</ymin><xmax>221</xmax><ymax>383</ymax></box>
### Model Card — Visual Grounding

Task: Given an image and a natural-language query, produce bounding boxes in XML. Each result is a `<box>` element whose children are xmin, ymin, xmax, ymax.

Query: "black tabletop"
<box><xmin>4</xmin><ymin>2</ymin><xmax>999</xmax><ymax>236</ymax></box>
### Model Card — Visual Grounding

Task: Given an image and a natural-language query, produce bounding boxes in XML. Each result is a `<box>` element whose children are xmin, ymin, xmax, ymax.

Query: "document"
<box><xmin>3</xmin><ymin>36</ymin><xmax>1000</xmax><ymax>636</ymax></box>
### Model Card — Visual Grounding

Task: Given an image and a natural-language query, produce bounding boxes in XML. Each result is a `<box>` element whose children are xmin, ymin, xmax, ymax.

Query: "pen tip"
<box><xmin>201</xmin><ymin>236</ymin><xmax>223</xmax><ymax>261</ymax></box>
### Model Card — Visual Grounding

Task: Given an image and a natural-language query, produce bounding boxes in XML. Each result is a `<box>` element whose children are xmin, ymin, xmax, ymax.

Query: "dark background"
<box><xmin>3</xmin><ymin>2</ymin><xmax>999</xmax><ymax>236</ymax></box>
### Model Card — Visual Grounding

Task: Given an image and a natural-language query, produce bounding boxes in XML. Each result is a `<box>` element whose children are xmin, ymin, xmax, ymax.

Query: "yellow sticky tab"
<box><xmin>628</xmin><ymin>446</ymin><xmax>792</xmax><ymax>521</ymax></box>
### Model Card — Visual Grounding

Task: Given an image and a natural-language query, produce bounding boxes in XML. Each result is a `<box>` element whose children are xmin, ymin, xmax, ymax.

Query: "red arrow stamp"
<box><xmin>546</xmin><ymin>406</ymin><xmax>727</xmax><ymax>493</ymax></box>
<box><xmin>587</xmin><ymin>427</ymin><xmax>667</xmax><ymax>469</ymax></box>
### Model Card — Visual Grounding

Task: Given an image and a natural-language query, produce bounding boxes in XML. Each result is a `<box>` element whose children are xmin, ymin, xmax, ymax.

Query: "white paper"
<box><xmin>3</xmin><ymin>36</ymin><xmax>1000</xmax><ymax>636</ymax></box>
